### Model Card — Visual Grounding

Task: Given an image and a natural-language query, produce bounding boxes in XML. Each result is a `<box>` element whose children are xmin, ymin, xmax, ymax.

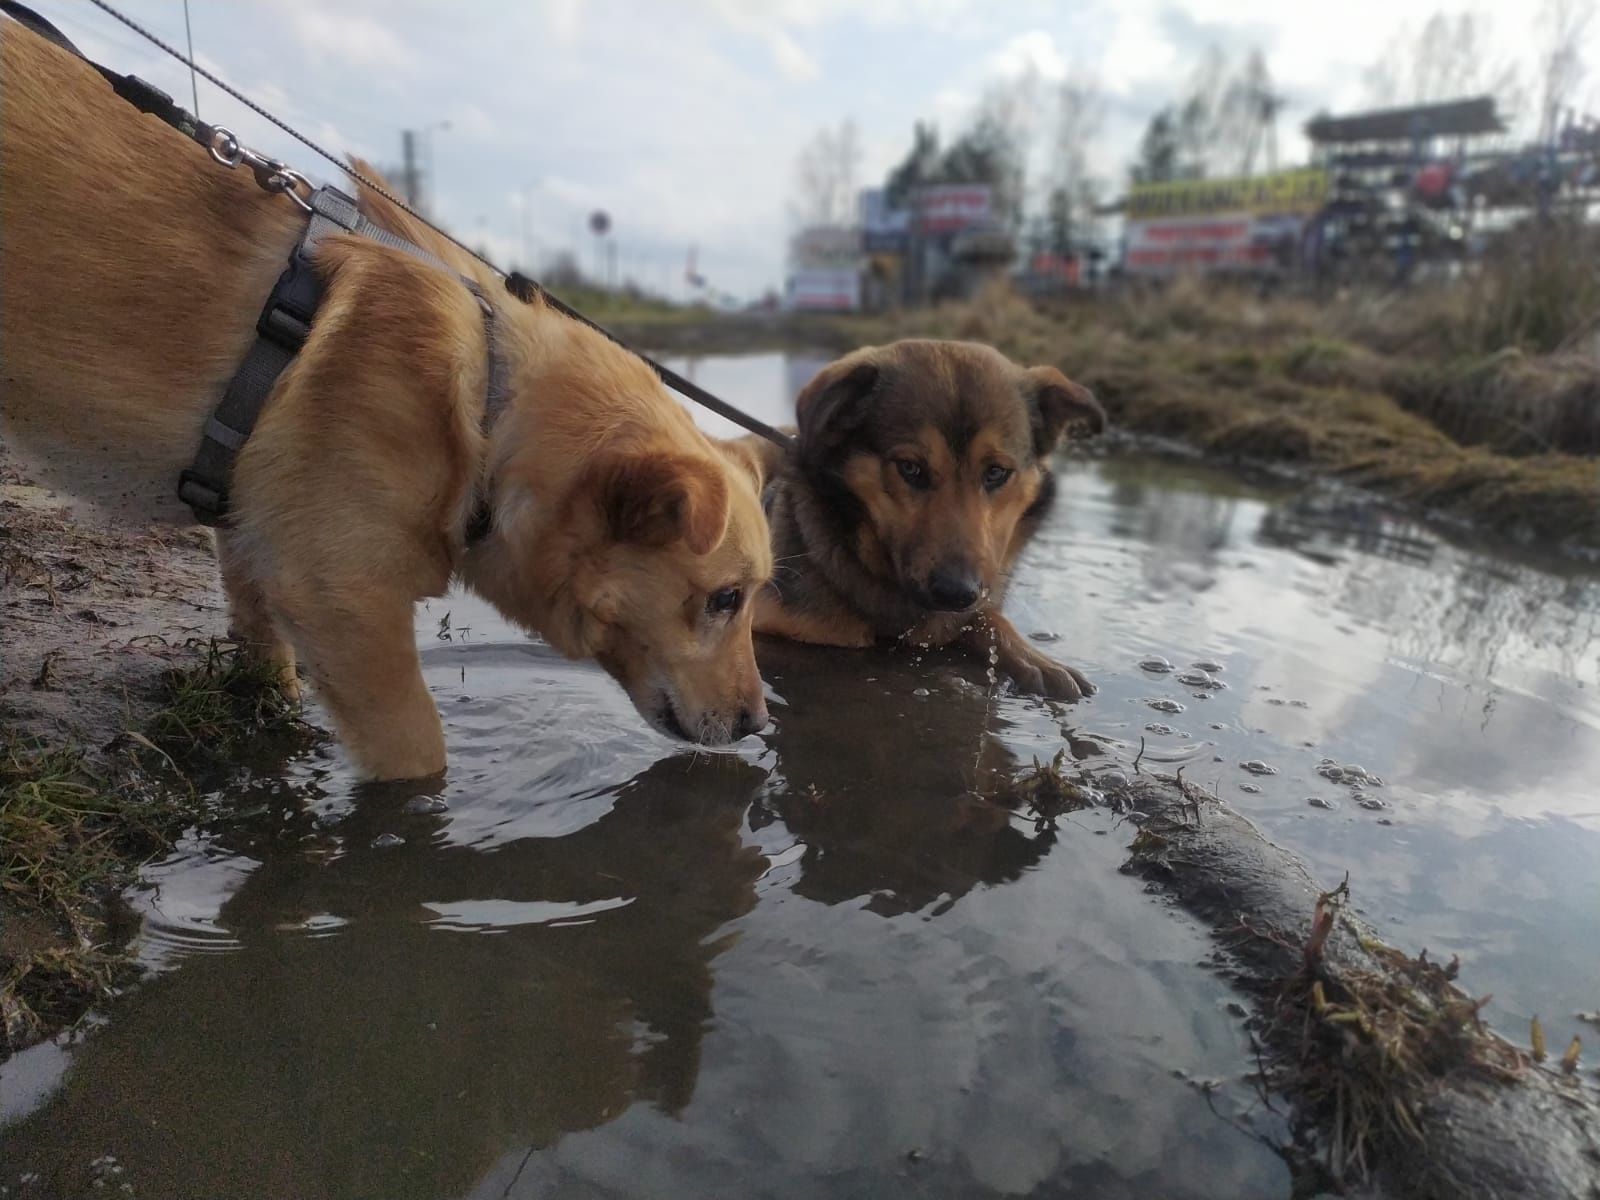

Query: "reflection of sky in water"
<box><xmin>1008</xmin><ymin>455</ymin><xmax>1600</xmax><ymax>1038</ymax></box>
<box><xmin>6</xmin><ymin>352</ymin><xmax>1598</xmax><ymax>1198</ymax></box>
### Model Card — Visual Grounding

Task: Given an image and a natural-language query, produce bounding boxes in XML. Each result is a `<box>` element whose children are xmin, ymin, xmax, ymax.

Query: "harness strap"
<box><xmin>7</xmin><ymin>0</ymin><xmax>510</xmax><ymax>539</ymax></box>
<box><xmin>1</xmin><ymin>1</ymin><xmax>214</xmax><ymax>147</ymax></box>
<box><xmin>178</xmin><ymin>186</ymin><xmax>500</xmax><ymax>526</ymax></box>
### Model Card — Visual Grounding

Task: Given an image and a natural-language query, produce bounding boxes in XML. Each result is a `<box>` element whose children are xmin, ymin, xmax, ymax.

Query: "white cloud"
<box><xmin>262</xmin><ymin>0</ymin><xmax>419</xmax><ymax>73</ymax></box>
<box><xmin>984</xmin><ymin>30</ymin><xmax>1069</xmax><ymax>85</ymax></box>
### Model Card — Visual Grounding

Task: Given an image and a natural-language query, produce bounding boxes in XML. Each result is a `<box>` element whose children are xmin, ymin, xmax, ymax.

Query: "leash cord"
<box><xmin>79</xmin><ymin>0</ymin><xmax>797</xmax><ymax>454</ymax></box>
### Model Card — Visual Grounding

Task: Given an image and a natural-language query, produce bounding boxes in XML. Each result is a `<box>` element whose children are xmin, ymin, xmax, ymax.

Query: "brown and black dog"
<box><xmin>741</xmin><ymin>339</ymin><xmax>1104</xmax><ymax>699</ymax></box>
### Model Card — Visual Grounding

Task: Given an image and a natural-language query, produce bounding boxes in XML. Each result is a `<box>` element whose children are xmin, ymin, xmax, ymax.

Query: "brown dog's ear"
<box><xmin>1022</xmin><ymin>366</ymin><xmax>1105</xmax><ymax>457</ymax></box>
<box><xmin>593</xmin><ymin>452</ymin><xmax>730</xmax><ymax>556</ymax></box>
<box><xmin>796</xmin><ymin>358</ymin><xmax>880</xmax><ymax>464</ymax></box>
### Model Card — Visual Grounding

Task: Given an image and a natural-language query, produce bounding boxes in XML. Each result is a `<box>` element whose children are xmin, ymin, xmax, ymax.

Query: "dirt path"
<box><xmin>1</xmin><ymin>450</ymin><xmax>227</xmax><ymax>750</ymax></box>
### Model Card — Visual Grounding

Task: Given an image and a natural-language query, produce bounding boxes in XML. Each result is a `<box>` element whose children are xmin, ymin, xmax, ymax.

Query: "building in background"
<box><xmin>786</xmin><ymin>225</ymin><xmax>861</xmax><ymax>312</ymax></box>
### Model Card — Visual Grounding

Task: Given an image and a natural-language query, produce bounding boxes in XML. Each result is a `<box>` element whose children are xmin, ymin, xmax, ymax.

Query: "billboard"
<box><xmin>915</xmin><ymin>184</ymin><xmax>993</xmax><ymax>234</ymax></box>
<box><xmin>1125</xmin><ymin>168</ymin><xmax>1328</xmax><ymax>220</ymax></box>
<box><xmin>859</xmin><ymin>187</ymin><xmax>911</xmax><ymax>253</ymax></box>
<box><xmin>790</xmin><ymin>226</ymin><xmax>860</xmax><ymax>268</ymax></box>
<box><xmin>787</xmin><ymin>268</ymin><xmax>860</xmax><ymax>312</ymax></box>
<box><xmin>1123</xmin><ymin>169</ymin><xmax>1327</xmax><ymax>276</ymax></box>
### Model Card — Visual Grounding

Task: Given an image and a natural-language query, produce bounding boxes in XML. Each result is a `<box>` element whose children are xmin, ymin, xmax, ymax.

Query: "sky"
<box><xmin>24</xmin><ymin>0</ymin><xmax>1597</xmax><ymax>299</ymax></box>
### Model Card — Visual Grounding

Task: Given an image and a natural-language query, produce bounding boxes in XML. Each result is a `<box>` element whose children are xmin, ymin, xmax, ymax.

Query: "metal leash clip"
<box><xmin>207</xmin><ymin>125</ymin><xmax>313</xmax><ymax>213</ymax></box>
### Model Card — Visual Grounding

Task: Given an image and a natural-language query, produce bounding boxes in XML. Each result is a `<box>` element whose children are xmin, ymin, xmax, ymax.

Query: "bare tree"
<box><xmin>1536</xmin><ymin>0</ymin><xmax>1595</xmax><ymax>143</ymax></box>
<box><xmin>790</xmin><ymin>119</ymin><xmax>863</xmax><ymax>228</ymax></box>
<box><xmin>1045</xmin><ymin>75</ymin><xmax>1105</xmax><ymax>248</ymax></box>
<box><xmin>1364</xmin><ymin>9</ymin><xmax>1524</xmax><ymax>116</ymax></box>
<box><xmin>970</xmin><ymin>69</ymin><xmax>1045</xmax><ymax>227</ymax></box>
<box><xmin>1174</xmin><ymin>46</ymin><xmax>1230</xmax><ymax>177</ymax></box>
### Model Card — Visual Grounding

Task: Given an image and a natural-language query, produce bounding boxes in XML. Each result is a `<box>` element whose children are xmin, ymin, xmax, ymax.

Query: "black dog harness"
<box><xmin>3</xmin><ymin>1</ymin><xmax>507</xmax><ymax>538</ymax></box>
<box><xmin>175</xmin><ymin>186</ymin><xmax>508</xmax><ymax>533</ymax></box>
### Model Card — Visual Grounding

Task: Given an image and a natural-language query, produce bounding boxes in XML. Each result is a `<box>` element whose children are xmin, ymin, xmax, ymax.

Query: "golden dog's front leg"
<box><xmin>287</xmin><ymin>597</ymin><xmax>445</xmax><ymax>780</ymax></box>
<box><xmin>216</xmin><ymin>532</ymin><xmax>301</xmax><ymax>702</ymax></box>
<box><xmin>959</xmin><ymin>609</ymin><xmax>1094</xmax><ymax>702</ymax></box>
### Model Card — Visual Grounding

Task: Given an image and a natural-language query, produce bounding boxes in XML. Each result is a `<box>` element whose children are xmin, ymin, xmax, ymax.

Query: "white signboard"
<box><xmin>787</xmin><ymin>268</ymin><xmax>860</xmax><ymax>312</ymax></box>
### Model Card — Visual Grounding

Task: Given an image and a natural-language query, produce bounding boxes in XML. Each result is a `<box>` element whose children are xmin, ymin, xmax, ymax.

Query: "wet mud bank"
<box><xmin>1093</xmin><ymin>767</ymin><xmax>1600</xmax><ymax>1198</ymax></box>
<box><xmin>1</xmin><ymin>454</ymin><xmax>306</xmax><ymax>1059</ymax></box>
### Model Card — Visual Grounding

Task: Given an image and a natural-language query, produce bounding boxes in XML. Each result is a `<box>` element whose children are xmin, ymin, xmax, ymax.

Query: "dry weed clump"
<box><xmin>1245</xmin><ymin>880</ymin><xmax>1529</xmax><ymax>1183</ymax></box>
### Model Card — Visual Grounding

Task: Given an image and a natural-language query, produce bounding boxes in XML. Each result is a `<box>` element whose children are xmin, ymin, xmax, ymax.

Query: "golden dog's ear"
<box><xmin>796</xmin><ymin>357</ymin><xmax>879</xmax><ymax>464</ymax></box>
<box><xmin>1022</xmin><ymin>366</ymin><xmax>1105</xmax><ymax>456</ymax></box>
<box><xmin>593</xmin><ymin>451</ymin><xmax>730</xmax><ymax>556</ymax></box>
<box><xmin>716</xmin><ymin>434</ymin><xmax>786</xmax><ymax>491</ymax></box>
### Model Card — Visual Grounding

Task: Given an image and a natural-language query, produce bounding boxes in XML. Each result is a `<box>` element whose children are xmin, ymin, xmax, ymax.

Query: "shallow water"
<box><xmin>5</xmin><ymin>352</ymin><xmax>1599</xmax><ymax>1199</ymax></box>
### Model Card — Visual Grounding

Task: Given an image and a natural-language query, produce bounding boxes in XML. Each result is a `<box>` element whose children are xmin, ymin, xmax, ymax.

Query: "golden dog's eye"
<box><xmin>983</xmin><ymin>464</ymin><xmax>1014</xmax><ymax>492</ymax></box>
<box><xmin>707</xmin><ymin>586</ymin><xmax>743</xmax><ymax>616</ymax></box>
<box><xmin>895</xmin><ymin>458</ymin><xmax>930</xmax><ymax>489</ymax></box>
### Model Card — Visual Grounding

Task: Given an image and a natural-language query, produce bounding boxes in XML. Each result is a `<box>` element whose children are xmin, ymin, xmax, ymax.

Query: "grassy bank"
<box><xmin>0</xmin><ymin>642</ymin><xmax>310</xmax><ymax>1058</ymax></box>
<box><xmin>729</xmin><ymin>278</ymin><xmax>1600</xmax><ymax>554</ymax></box>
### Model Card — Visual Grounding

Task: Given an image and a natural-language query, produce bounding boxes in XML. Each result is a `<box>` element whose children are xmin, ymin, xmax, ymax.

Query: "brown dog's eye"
<box><xmin>894</xmin><ymin>459</ymin><xmax>930</xmax><ymax>489</ymax></box>
<box><xmin>983</xmin><ymin>464</ymin><xmax>1014</xmax><ymax>492</ymax></box>
<box><xmin>707</xmin><ymin>586</ymin><xmax>743</xmax><ymax>616</ymax></box>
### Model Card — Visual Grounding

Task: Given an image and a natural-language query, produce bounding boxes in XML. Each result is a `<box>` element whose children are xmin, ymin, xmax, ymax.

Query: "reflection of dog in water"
<box><xmin>733</xmin><ymin>339</ymin><xmax>1105</xmax><ymax>701</ymax></box>
<box><xmin>757</xmin><ymin>640</ymin><xmax>1083</xmax><ymax>916</ymax></box>
<box><xmin>0</xmin><ymin>756</ymin><xmax>768</xmax><ymax>1199</ymax></box>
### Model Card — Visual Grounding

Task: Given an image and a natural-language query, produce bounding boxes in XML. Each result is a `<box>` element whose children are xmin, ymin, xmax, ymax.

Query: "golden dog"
<box><xmin>0</xmin><ymin>21</ymin><xmax>772</xmax><ymax>779</ymax></box>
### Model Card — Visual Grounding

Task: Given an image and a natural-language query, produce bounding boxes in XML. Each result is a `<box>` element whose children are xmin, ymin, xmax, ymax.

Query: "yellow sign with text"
<box><xmin>1127</xmin><ymin>169</ymin><xmax>1329</xmax><ymax>220</ymax></box>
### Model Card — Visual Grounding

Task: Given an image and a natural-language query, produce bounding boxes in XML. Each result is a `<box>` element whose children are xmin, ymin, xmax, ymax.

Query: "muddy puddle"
<box><xmin>4</xmin><ymin>352</ymin><xmax>1598</xmax><ymax>1199</ymax></box>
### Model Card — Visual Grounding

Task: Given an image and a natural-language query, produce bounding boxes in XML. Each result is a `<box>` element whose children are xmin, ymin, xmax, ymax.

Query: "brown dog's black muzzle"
<box><xmin>924</xmin><ymin>563</ymin><xmax>983</xmax><ymax>612</ymax></box>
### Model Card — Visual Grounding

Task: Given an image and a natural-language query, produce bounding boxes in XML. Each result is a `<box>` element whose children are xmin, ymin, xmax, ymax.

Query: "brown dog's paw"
<box><xmin>1004</xmin><ymin>645</ymin><xmax>1095</xmax><ymax>702</ymax></box>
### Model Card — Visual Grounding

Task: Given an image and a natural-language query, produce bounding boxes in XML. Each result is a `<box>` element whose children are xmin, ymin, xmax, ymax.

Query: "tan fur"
<box><xmin>0</xmin><ymin>23</ymin><xmax>771</xmax><ymax>776</ymax></box>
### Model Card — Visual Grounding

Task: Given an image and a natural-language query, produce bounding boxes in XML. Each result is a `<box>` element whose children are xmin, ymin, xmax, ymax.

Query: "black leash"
<box><xmin>70</xmin><ymin>0</ymin><xmax>796</xmax><ymax>456</ymax></box>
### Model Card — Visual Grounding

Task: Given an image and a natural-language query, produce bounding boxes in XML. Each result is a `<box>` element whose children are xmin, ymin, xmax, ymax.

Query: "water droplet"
<box><xmin>1191</xmin><ymin>660</ymin><xmax>1224</xmax><ymax>673</ymax></box>
<box><xmin>1240</xmin><ymin>760</ymin><xmax>1277</xmax><ymax>776</ymax></box>
<box><xmin>912</xmin><ymin>687</ymin><xmax>931</xmax><ymax>698</ymax></box>
<box><xmin>1239</xmin><ymin>783</ymin><xmax>1262</xmax><ymax>794</ymax></box>
<box><xmin>1139</xmin><ymin>656</ymin><xmax>1174</xmax><ymax>673</ymax></box>
<box><xmin>1030</xmin><ymin>630</ymin><xmax>1061</xmax><ymax>643</ymax></box>
<box><xmin>371</xmin><ymin>832</ymin><xmax>406</xmax><ymax>849</ymax></box>
<box><xmin>1146</xmin><ymin>698</ymin><xmax>1185</xmax><ymax>713</ymax></box>
<box><xmin>403</xmin><ymin>796</ymin><xmax>449</xmax><ymax>815</ymax></box>
<box><xmin>1307</xmin><ymin>796</ymin><xmax>1338</xmax><ymax>811</ymax></box>
<box><xmin>1144</xmin><ymin>722</ymin><xmax>1177</xmax><ymax>735</ymax></box>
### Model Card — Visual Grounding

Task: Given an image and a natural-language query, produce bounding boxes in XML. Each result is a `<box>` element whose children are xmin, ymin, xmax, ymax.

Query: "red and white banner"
<box><xmin>915</xmin><ymin>185</ymin><xmax>993</xmax><ymax>234</ymax></box>
<box><xmin>1124</xmin><ymin>212</ymin><xmax>1301</xmax><ymax>275</ymax></box>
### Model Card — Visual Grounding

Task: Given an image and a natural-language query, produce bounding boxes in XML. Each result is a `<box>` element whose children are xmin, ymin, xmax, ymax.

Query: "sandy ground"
<box><xmin>1</xmin><ymin>447</ymin><xmax>227</xmax><ymax>752</ymax></box>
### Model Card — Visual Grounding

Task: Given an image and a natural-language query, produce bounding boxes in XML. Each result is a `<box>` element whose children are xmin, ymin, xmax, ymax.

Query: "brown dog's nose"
<box><xmin>926</xmin><ymin>565</ymin><xmax>981</xmax><ymax>612</ymax></box>
<box><xmin>734</xmin><ymin>704</ymin><xmax>769</xmax><ymax>739</ymax></box>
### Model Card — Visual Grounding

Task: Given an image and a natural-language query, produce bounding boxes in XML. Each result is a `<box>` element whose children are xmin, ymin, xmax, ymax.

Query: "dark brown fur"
<box><xmin>743</xmin><ymin>339</ymin><xmax>1104</xmax><ymax>699</ymax></box>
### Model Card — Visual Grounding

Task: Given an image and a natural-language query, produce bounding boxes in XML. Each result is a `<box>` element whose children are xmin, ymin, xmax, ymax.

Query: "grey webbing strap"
<box><xmin>179</xmin><ymin>185</ymin><xmax>464</xmax><ymax>523</ymax></box>
<box><xmin>462</xmin><ymin>281</ymin><xmax>507</xmax><ymax>546</ymax></box>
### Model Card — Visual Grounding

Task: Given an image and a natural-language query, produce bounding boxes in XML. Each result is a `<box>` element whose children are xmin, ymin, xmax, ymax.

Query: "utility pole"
<box><xmin>401</xmin><ymin>130</ymin><xmax>421</xmax><ymax>211</ymax></box>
